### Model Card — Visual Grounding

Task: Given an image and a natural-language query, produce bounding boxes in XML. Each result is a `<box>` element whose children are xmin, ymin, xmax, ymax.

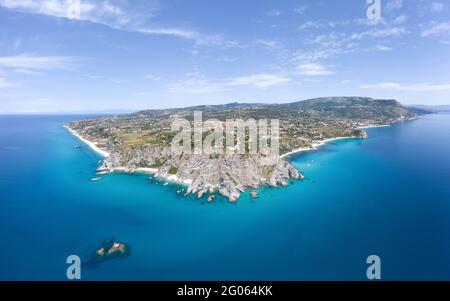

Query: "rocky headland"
<box><xmin>67</xmin><ymin>97</ymin><xmax>419</xmax><ymax>202</ymax></box>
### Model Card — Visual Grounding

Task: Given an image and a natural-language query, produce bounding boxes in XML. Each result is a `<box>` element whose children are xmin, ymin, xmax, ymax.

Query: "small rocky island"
<box><xmin>67</xmin><ymin>97</ymin><xmax>418</xmax><ymax>202</ymax></box>
<box><xmin>94</xmin><ymin>238</ymin><xmax>129</xmax><ymax>261</ymax></box>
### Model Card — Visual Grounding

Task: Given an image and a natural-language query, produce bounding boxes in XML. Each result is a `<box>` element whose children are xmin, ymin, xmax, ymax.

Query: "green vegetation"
<box><xmin>151</xmin><ymin>160</ymin><xmax>165</xmax><ymax>168</ymax></box>
<box><xmin>68</xmin><ymin>97</ymin><xmax>418</xmax><ymax>158</ymax></box>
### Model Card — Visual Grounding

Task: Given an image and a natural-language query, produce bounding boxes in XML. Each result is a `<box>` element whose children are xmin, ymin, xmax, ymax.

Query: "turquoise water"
<box><xmin>0</xmin><ymin>113</ymin><xmax>449</xmax><ymax>280</ymax></box>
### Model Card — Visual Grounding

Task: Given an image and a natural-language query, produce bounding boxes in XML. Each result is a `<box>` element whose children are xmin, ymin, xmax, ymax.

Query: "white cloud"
<box><xmin>341</xmin><ymin>80</ymin><xmax>352</xmax><ymax>84</ymax></box>
<box><xmin>354</xmin><ymin>18</ymin><xmax>385</xmax><ymax>27</ymax></box>
<box><xmin>294</xmin><ymin>25</ymin><xmax>406</xmax><ymax>66</ymax></box>
<box><xmin>0</xmin><ymin>54</ymin><xmax>75</xmax><ymax>70</ymax></box>
<box><xmin>0</xmin><ymin>0</ymin><xmax>136</xmax><ymax>27</ymax></box>
<box><xmin>431</xmin><ymin>2</ymin><xmax>444</xmax><ymax>12</ymax></box>
<box><xmin>138</xmin><ymin>27</ymin><xmax>197</xmax><ymax>39</ymax></box>
<box><xmin>350</xmin><ymin>27</ymin><xmax>407</xmax><ymax>40</ymax></box>
<box><xmin>386</xmin><ymin>0</ymin><xmax>403</xmax><ymax>12</ymax></box>
<box><xmin>254</xmin><ymin>39</ymin><xmax>280</xmax><ymax>49</ymax></box>
<box><xmin>0</xmin><ymin>79</ymin><xmax>12</xmax><ymax>88</ymax></box>
<box><xmin>167</xmin><ymin>73</ymin><xmax>224</xmax><ymax>94</ymax></box>
<box><xmin>421</xmin><ymin>21</ymin><xmax>450</xmax><ymax>37</ymax></box>
<box><xmin>298</xmin><ymin>20</ymin><xmax>325</xmax><ymax>30</ymax></box>
<box><xmin>303</xmin><ymin>78</ymin><xmax>323</xmax><ymax>83</ymax></box>
<box><xmin>296</xmin><ymin>63</ymin><xmax>334</xmax><ymax>76</ymax></box>
<box><xmin>394</xmin><ymin>15</ymin><xmax>407</xmax><ymax>24</ymax></box>
<box><xmin>294</xmin><ymin>5</ymin><xmax>307</xmax><ymax>15</ymax></box>
<box><xmin>0</xmin><ymin>75</ymin><xmax>14</xmax><ymax>88</ymax></box>
<box><xmin>224</xmin><ymin>74</ymin><xmax>291</xmax><ymax>88</ymax></box>
<box><xmin>0</xmin><ymin>0</ymin><xmax>240</xmax><ymax>48</ymax></box>
<box><xmin>139</xmin><ymin>28</ymin><xmax>243</xmax><ymax>48</ymax></box>
<box><xmin>294</xmin><ymin>49</ymin><xmax>334</xmax><ymax>63</ymax></box>
<box><xmin>300</xmin><ymin>18</ymin><xmax>375</xmax><ymax>30</ymax></box>
<box><xmin>360</xmin><ymin>82</ymin><xmax>400</xmax><ymax>89</ymax></box>
<box><xmin>81</xmin><ymin>73</ymin><xmax>101</xmax><ymax>79</ymax></box>
<box><xmin>375</xmin><ymin>45</ymin><xmax>393</xmax><ymax>51</ymax></box>
<box><xmin>360</xmin><ymin>82</ymin><xmax>450</xmax><ymax>91</ymax></box>
<box><xmin>266</xmin><ymin>10</ymin><xmax>281</xmax><ymax>17</ymax></box>
<box><xmin>146</xmin><ymin>74</ymin><xmax>161</xmax><ymax>81</ymax></box>
<box><xmin>167</xmin><ymin>72</ymin><xmax>291</xmax><ymax>94</ymax></box>
<box><xmin>302</xmin><ymin>32</ymin><xmax>354</xmax><ymax>56</ymax></box>
<box><xmin>14</xmin><ymin>68</ymin><xmax>42</xmax><ymax>75</ymax></box>
<box><xmin>109</xmin><ymin>78</ymin><xmax>129</xmax><ymax>84</ymax></box>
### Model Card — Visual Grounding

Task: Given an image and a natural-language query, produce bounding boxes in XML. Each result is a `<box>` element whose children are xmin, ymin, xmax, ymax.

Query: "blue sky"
<box><xmin>0</xmin><ymin>0</ymin><xmax>449</xmax><ymax>113</ymax></box>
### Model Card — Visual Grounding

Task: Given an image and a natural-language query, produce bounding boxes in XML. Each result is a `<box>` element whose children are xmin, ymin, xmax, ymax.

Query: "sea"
<box><xmin>0</xmin><ymin>113</ymin><xmax>449</xmax><ymax>280</ymax></box>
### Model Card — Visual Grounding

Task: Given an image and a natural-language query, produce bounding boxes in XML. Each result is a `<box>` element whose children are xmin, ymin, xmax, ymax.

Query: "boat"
<box><xmin>90</xmin><ymin>177</ymin><xmax>102</xmax><ymax>182</ymax></box>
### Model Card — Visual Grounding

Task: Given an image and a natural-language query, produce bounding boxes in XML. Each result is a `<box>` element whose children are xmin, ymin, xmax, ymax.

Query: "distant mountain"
<box><xmin>134</xmin><ymin>96</ymin><xmax>415</xmax><ymax>121</ymax></box>
<box><xmin>408</xmin><ymin>105</ymin><xmax>450</xmax><ymax>113</ymax></box>
<box><xmin>67</xmin><ymin>109</ymin><xmax>138</xmax><ymax>115</ymax></box>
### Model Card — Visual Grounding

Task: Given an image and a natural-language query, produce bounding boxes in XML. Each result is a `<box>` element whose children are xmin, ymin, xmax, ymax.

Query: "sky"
<box><xmin>0</xmin><ymin>0</ymin><xmax>449</xmax><ymax>113</ymax></box>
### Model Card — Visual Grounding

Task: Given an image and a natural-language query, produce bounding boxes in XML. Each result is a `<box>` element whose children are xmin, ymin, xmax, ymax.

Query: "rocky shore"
<box><xmin>97</xmin><ymin>149</ymin><xmax>304</xmax><ymax>202</ymax></box>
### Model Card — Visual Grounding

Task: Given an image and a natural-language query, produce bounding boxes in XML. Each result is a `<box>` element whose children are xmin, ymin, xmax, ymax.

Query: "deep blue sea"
<box><xmin>0</xmin><ymin>113</ymin><xmax>449</xmax><ymax>280</ymax></box>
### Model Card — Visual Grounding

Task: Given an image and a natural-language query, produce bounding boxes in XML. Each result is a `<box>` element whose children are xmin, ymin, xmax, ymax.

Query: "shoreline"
<box><xmin>357</xmin><ymin>124</ymin><xmax>390</xmax><ymax>129</ymax></box>
<box><xmin>107</xmin><ymin>167</ymin><xmax>193</xmax><ymax>186</ymax></box>
<box><xmin>65</xmin><ymin>125</ymin><xmax>192</xmax><ymax>187</ymax></box>
<box><xmin>280</xmin><ymin>122</ymin><xmax>400</xmax><ymax>159</ymax></box>
<box><xmin>280</xmin><ymin>136</ymin><xmax>362</xmax><ymax>159</ymax></box>
<box><xmin>281</xmin><ymin>122</ymin><xmax>399</xmax><ymax>159</ymax></box>
<box><xmin>64</xmin><ymin>125</ymin><xmax>110</xmax><ymax>158</ymax></box>
<box><xmin>66</xmin><ymin>120</ymin><xmax>397</xmax><ymax>187</ymax></box>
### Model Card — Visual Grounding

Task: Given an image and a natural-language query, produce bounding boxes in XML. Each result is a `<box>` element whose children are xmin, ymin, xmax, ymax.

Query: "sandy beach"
<box><xmin>65</xmin><ymin>126</ymin><xmax>192</xmax><ymax>186</ymax></box>
<box><xmin>109</xmin><ymin>166</ymin><xmax>192</xmax><ymax>186</ymax></box>
<box><xmin>281</xmin><ymin>122</ymin><xmax>397</xmax><ymax>159</ymax></box>
<box><xmin>64</xmin><ymin>125</ymin><xmax>110</xmax><ymax>158</ymax></box>
<box><xmin>357</xmin><ymin>124</ymin><xmax>390</xmax><ymax>129</ymax></box>
<box><xmin>280</xmin><ymin>136</ymin><xmax>361</xmax><ymax>159</ymax></box>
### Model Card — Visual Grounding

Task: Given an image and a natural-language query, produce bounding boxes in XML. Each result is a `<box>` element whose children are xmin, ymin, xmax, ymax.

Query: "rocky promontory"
<box><xmin>68</xmin><ymin>97</ymin><xmax>419</xmax><ymax>202</ymax></box>
<box><xmin>98</xmin><ymin>149</ymin><xmax>303</xmax><ymax>202</ymax></box>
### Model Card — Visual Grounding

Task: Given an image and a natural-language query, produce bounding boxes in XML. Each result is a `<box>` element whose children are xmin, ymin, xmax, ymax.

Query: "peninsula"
<box><xmin>67</xmin><ymin>97</ymin><xmax>418</xmax><ymax>202</ymax></box>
